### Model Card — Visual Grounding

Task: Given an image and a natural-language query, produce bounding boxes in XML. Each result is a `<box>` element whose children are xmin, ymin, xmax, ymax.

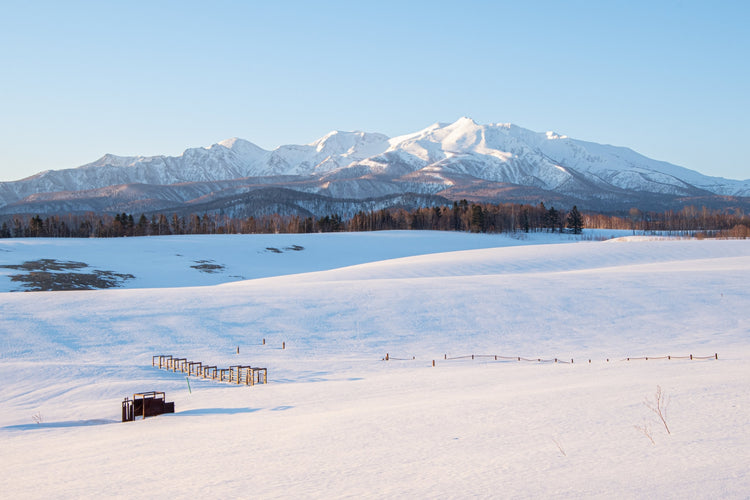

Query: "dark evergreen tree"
<box><xmin>545</xmin><ymin>207</ymin><xmax>560</xmax><ymax>232</ymax></box>
<box><xmin>13</xmin><ymin>218</ymin><xmax>24</xmax><ymax>237</ymax></box>
<box><xmin>567</xmin><ymin>205</ymin><xmax>584</xmax><ymax>234</ymax></box>
<box><xmin>136</xmin><ymin>214</ymin><xmax>149</xmax><ymax>236</ymax></box>
<box><xmin>451</xmin><ymin>201</ymin><xmax>460</xmax><ymax>230</ymax></box>
<box><xmin>470</xmin><ymin>204</ymin><xmax>484</xmax><ymax>232</ymax></box>
<box><xmin>30</xmin><ymin>215</ymin><xmax>44</xmax><ymax>237</ymax></box>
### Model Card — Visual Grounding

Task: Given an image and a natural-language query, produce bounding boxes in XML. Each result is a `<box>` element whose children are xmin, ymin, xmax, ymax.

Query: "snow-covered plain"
<box><xmin>1</xmin><ymin>231</ymin><xmax>749</xmax><ymax>498</ymax></box>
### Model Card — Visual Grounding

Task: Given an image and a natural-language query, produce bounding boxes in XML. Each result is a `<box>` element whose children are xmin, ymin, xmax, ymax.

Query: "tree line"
<box><xmin>1</xmin><ymin>202</ymin><xmax>748</xmax><ymax>239</ymax></box>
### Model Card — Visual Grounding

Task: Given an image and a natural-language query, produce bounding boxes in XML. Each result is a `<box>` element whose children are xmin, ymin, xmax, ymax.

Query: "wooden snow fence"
<box><xmin>152</xmin><ymin>355</ymin><xmax>268</xmax><ymax>386</ymax></box>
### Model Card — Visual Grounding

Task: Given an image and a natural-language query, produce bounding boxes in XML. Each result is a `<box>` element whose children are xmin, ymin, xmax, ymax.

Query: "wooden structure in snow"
<box><xmin>152</xmin><ymin>355</ymin><xmax>267</xmax><ymax>386</ymax></box>
<box><xmin>122</xmin><ymin>391</ymin><xmax>174</xmax><ymax>422</ymax></box>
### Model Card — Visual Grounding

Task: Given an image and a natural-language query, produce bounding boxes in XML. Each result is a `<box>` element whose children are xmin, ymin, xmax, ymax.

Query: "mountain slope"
<box><xmin>1</xmin><ymin>118</ymin><xmax>748</xmax><ymax>215</ymax></box>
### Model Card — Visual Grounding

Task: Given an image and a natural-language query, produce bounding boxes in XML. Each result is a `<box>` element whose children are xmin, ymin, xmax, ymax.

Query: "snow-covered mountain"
<box><xmin>346</xmin><ymin>117</ymin><xmax>748</xmax><ymax>197</ymax></box>
<box><xmin>1</xmin><ymin>118</ymin><xmax>748</xmax><ymax>215</ymax></box>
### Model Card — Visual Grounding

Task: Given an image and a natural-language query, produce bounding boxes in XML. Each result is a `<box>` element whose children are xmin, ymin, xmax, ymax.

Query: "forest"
<box><xmin>1</xmin><ymin>201</ymin><xmax>748</xmax><ymax>239</ymax></box>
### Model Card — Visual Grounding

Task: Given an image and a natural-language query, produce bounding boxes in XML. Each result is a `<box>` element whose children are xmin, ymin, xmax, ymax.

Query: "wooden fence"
<box><xmin>382</xmin><ymin>352</ymin><xmax>719</xmax><ymax>366</ymax></box>
<box><xmin>153</xmin><ymin>355</ymin><xmax>268</xmax><ymax>386</ymax></box>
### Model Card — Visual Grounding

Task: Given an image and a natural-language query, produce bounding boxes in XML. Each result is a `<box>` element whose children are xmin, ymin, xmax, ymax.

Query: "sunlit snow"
<box><xmin>1</xmin><ymin>231</ymin><xmax>748</xmax><ymax>498</ymax></box>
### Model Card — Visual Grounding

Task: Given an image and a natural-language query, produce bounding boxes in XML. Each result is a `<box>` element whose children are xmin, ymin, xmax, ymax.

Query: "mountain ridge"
<box><xmin>1</xmin><ymin>118</ymin><xmax>748</xmax><ymax>216</ymax></box>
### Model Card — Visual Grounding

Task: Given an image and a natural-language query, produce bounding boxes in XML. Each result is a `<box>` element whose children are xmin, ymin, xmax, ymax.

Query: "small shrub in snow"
<box><xmin>634</xmin><ymin>420</ymin><xmax>655</xmax><ymax>444</ymax></box>
<box><xmin>644</xmin><ymin>385</ymin><xmax>671</xmax><ymax>435</ymax></box>
<box><xmin>551</xmin><ymin>436</ymin><xmax>567</xmax><ymax>456</ymax></box>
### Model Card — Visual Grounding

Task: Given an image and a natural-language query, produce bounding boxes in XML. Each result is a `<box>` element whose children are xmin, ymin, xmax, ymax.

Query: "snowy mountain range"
<box><xmin>2</xmin><ymin>117</ymin><xmax>749</xmax><ymax>216</ymax></box>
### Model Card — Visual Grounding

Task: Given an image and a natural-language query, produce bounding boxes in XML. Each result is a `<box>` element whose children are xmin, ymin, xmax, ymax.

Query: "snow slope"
<box><xmin>0</xmin><ymin>231</ymin><xmax>593</xmax><ymax>292</ymax></box>
<box><xmin>1</xmin><ymin>231</ymin><xmax>749</xmax><ymax>498</ymax></box>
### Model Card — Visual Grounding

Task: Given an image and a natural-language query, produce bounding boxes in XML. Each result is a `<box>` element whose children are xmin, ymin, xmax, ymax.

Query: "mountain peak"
<box><xmin>309</xmin><ymin>130</ymin><xmax>349</xmax><ymax>150</ymax></box>
<box><xmin>216</xmin><ymin>137</ymin><xmax>265</xmax><ymax>152</ymax></box>
<box><xmin>452</xmin><ymin>116</ymin><xmax>478</xmax><ymax>127</ymax></box>
<box><xmin>217</xmin><ymin>137</ymin><xmax>244</xmax><ymax>148</ymax></box>
<box><xmin>209</xmin><ymin>137</ymin><xmax>268</xmax><ymax>166</ymax></box>
<box><xmin>83</xmin><ymin>153</ymin><xmax>144</xmax><ymax>169</ymax></box>
<box><xmin>308</xmin><ymin>130</ymin><xmax>390</xmax><ymax>157</ymax></box>
<box><xmin>545</xmin><ymin>131</ymin><xmax>568</xmax><ymax>140</ymax></box>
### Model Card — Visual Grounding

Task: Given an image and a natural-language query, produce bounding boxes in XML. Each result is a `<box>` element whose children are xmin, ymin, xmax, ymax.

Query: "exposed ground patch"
<box><xmin>265</xmin><ymin>245</ymin><xmax>304</xmax><ymax>254</ymax></box>
<box><xmin>191</xmin><ymin>260</ymin><xmax>226</xmax><ymax>274</ymax></box>
<box><xmin>0</xmin><ymin>259</ymin><xmax>134</xmax><ymax>291</ymax></box>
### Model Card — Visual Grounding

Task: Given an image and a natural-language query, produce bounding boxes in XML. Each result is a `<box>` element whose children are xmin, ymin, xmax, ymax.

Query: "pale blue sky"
<box><xmin>1</xmin><ymin>0</ymin><xmax>748</xmax><ymax>181</ymax></box>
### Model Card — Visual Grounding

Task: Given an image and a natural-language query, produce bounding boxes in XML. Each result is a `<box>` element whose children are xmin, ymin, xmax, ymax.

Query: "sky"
<box><xmin>1</xmin><ymin>0</ymin><xmax>748</xmax><ymax>182</ymax></box>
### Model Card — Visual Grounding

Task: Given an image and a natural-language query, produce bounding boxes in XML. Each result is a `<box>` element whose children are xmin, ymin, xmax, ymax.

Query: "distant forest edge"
<box><xmin>1</xmin><ymin>201</ymin><xmax>749</xmax><ymax>239</ymax></box>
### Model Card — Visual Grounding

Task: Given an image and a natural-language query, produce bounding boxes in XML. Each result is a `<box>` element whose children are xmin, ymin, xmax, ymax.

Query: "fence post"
<box><xmin>282</xmin><ymin>341</ymin><xmax>285</xmax><ymax>350</ymax></box>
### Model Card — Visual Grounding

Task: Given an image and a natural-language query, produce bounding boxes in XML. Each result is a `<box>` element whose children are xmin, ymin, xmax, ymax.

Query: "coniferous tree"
<box><xmin>136</xmin><ymin>214</ymin><xmax>149</xmax><ymax>236</ymax></box>
<box><xmin>545</xmin><ymin>207</ymin><xmax>560</xmax><ymax>232</ymax></box>
<box><xmin>470</xmin><ymin>204</ymin><xmax>484</xmax><ymax>232</ymax></box>
<box><xmin>567</xmin><ymin>205</ymin><xmax>584</xmax><ymax>234</ymax></box>
<box><xmin>30</xmin><ymin>215</ymin><xmax>44</xmax><ymax>237</ymax></box>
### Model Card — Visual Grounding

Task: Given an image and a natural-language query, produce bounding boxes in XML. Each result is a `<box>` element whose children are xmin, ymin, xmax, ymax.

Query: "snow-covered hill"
<box><xmin>1</xmin><ymin>232</ymin><xmax>749</xmax><ymax>497</ymax></box>
<box><xmin>1</xmin><ymin>118</ymin><xmax>748</xmax><ymax>215</ymax></box>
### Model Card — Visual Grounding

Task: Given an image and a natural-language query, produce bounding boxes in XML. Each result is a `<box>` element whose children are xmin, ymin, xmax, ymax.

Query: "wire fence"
<box><xmin>382</xmin><ymin>352</ymin><xmax>719</xmax><ymax>366</ymax></box>
<box><xmin>620</xmin><ymin>354</ymin><xmax>718</xmax><ymax>361</ymax></box>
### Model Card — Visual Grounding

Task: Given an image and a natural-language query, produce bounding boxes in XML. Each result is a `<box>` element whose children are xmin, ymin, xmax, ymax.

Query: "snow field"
<box><xmin>1</xmin><ymin>231</ymin><xmax>749</xmax><ymax>498</ymax></box>
<box><xmin>2</xmin><ymin>360</ymin><xmax>748</xmax><ymax>498</ymax></box>
<box><xmin>0</xmin><ymin>231</ymin><xmax>591</xmax><ymax>291</ymax></box>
